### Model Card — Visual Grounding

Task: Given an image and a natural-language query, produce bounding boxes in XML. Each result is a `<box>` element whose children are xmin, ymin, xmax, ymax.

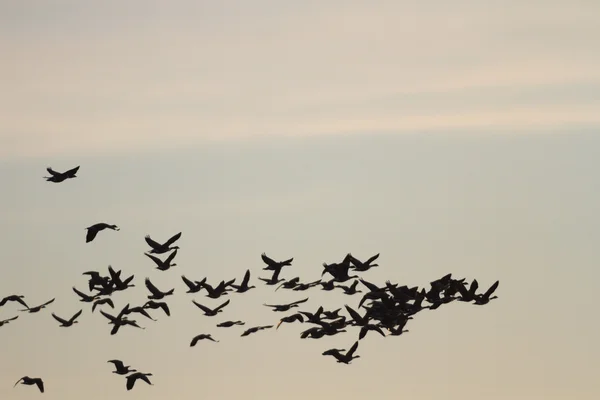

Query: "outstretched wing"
<box><xmin>241</xmin><ymin>269</ymin><xmax>250</xmax><ymax>286</ymax></box>
<box><xmin>347</xmin><ymin>341</ymin><xmax>359</xmax><ymax>357</ymax></box>
<box><xmin>46</xmin><ymin>167</ymin><xmax>60</xmax><ymax>176</ymax></box>
<box><xmin>214</xmin><ymin>299</ymin><xmax>231</xmax><ymax>312</ymax></box>
<box><xmin>144</xmin><ymin>253</ymin><xmax>163</xmax><ymax>267</ymax></box>
<box><xmin>41</xmin><ymin>298</ymin><xmax>55</xmax><ymax>307</ymax></box>
<box><xmin>261</xmin><ymin>253</ymin><xmax>276</xmax><ymax>267</ymax></box>
<box><xmin>163</xmin><ymin>232</ymin><xmax>182</xmax><ymax>247</ymax></box>
<box><xmin>144</xmin><ymin>278</ymin><xmax>161</xmax><ymax>295</ymax></box>
<box><xmin>52</xmin><ymin>313</ymin><xmax>68</xmax><ymax>325</ymax></box>
<box><xmin>165</xmin><ymin>249</ymin><xmax>178</xmax><ymax>264</ymax></box>
<box><xmin>108</xmin><ymin>359</ymin><xmax>125</xmax><ymax>369</ymax></box>
<box><xmin>289</xmin><ymin>297</ymin><xmax>309</xmax><ymax>306</ymax></box>
<box><xmin>86</xmin><ymin>228</ymin><xmax>98</xmax><ymax>243</ymax></box>
<box><xmin>192</xmin><ymin>301</ymin><xmax>212</xmax><ymax>313</ymax></box>
<box><xmin>144</xmin><ymin>235</ymin><xmax>161</xmax><ymax>250</ymax></box>
<box><xmin>65</xmin><ymin>165</ymin><xmax>80</xmax><ymax>177</ymax></box>
<box><xmin>69</xmin><ymin>309</ymin><xmax>83</xmax><ymax>323</ymax></box>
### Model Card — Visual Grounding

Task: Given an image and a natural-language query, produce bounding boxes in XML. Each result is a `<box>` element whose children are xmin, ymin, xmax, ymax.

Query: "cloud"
<box><xmin>1</xmin><ymin>1</ymin><xmax>599</xmax><ymax>159</ymax></box>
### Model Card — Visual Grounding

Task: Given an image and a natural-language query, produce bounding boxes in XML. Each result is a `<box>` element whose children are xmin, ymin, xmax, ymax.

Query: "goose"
<box><xmin>107</xmin><ymin>360</ymin><xmax>136</xmax><ymax>375</ymax></box>
<box><xmin>85</xmin><ymin>223</ymin><xmax>120</xmax><ymax>243</ymax></box>
<box><xmin>190</xmin><ymin>334</ymin><xmax>219</xmax><ymax>346</ymax></box>
<box><xmin>144</xmin><ymin>232</ymin><xmax>182</xmax><ymax>254</ymax></box>
<box><xmin>125</xmin><ymin>372</ymin><xmax>153</xmax><ymax>391</ymax></box>
<box><xmin>322</xmin><ymin>341</ymin><xmax>360</xmax><ymax>364</ymax></box>
<box><xmin>192</xmin><ymin>299</ymin><xmax>230</xmax><ymax>316</ymax></box>
<box><xmin>14</xmin><ymin>376</ymin><xmax>44</xmax><ymax>393</ymax></box>
<box><xmin>144</xmin><ymin>278</ymin><xmax>174</xmax><ymax>300</ymax></box>
<box><xmin>51</xmin><ymin>309</ymin><xmax>83</xmax><ymax>327</ymax></box>
<box><xmin>43</xmin><ymin>165</ymin><xmax>79</xmax><ymax>183</ymax></box>
<box><xmin>144</xmin><ymin>250</ymin><xmax>178</xmax><ymax>271</ymax></box>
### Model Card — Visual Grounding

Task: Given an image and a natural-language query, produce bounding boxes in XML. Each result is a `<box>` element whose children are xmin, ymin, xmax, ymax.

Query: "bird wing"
<box><xmin>100</xmin><ymin>310</ymin><xmax>117</xmax><ymax>322</ymax></box>
<box><xmin>181</xmin><ymin>275</ymin><xmax>197</xmax><ymax>290</ymax></box>
<box><xmin>69</xmin><ymin>309</ymin><xmax>83</xmax><ymax>323</ymax></box>
<box><xmin>214</xmin><ymin>299</ymin><xmax>231</xmax><ymax>312</ymax></box>
<box><xmin>344</xmin><ymin>305</ymin><xmax>362</xmax><ymax>323</ymax></box>
<box><xmin>165</xmin><ymin>249</ymin><xmax>178</xmax><ymax>264</ymax></box>
<box><xmin>72</xmin><ymin>287</ymin><xmax>90</xmax><ymax>300</ymax></box>
<box><xmin>144</xmin><ymin>235</ymin><xmax>161</xmax><ymax>249</ymax></box>
<box><xmin>261</xmin><ymin>253</ymin><xmax>276</xmax><ymax>267</ymax></box>
<box><xmin>65</xmin><ymin>165</ymin><xmax>80</xmax><ymax>176</ymax></box>
<box><xmin>359</xmin><ymin>278</ymin><xmax>380</xmax><ymax>292</ymax></box>
<box><xmin>366</xmin><ymin>253</ymin><xmax>380</xmax><ymax>264</ymax></box>
<box><xmin>192</xmin><ymin>301</ymin><xmax>212</xmax><ymax>313</ymax></box>
<box><xmin>163</xmin><ymin>232</ymin><xmax>182</xmax><ymax>247</ymax></box>
<box><xmin>144</xmin><ymin>278</ymin><xmax>161</xmax><ymax>295</ymax></box>
<box><xmin>347</xmin><ymin>341</ymin><xmax>359</xmax><ymax>357</ymax></box>
<box><xmin>190</xmin><ymin>335</ymin><xmax>200</xmax><ymax>347</ymax></box>
<box><xmin>483</xmin><ymin>280</ymin><xmax>499</xmax><ymax>298</ymax></box>
<box><xmin>46</xmin><ymin>167</ymin><xmax>60</xmax><ymax>176</ymax></box>
<box><xmin>41</xmin><ymin>298</ymin><xmax>55</xmax><ymax>307</ymax></box>
<box><xmin>289</xmin><ymin>297</ymin><xmax>309</xmax><ymax>306</ymax></box>
<box><xmin>13</xmin><ymin>377</ymin><xmax>24</xmax><ymax>387</ymax></box>
<box><xmin>241</xmin><ymin>269</ymin><xmax>250</xmax><ymax>286</ymax></box>
<box><xmin>86</xmin><ymin>228</ymin><xmax>98</xmax><ymax>243</ymax></box>
<box><xmin>52</xmin><ymin>313</ymin><xmax>68</xmax><ymax>325</ymax></box>
<box><xmin>36</xmin><ymin>379</ymin><xmax>44</xmax><ymax>393</ymax></box>
<box><xmin>144</xmin><ymin>253</ymin><xmax>163</xmax><ymax>267</ymax></box>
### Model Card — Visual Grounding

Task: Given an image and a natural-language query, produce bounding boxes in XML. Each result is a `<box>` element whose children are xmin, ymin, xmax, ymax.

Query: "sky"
<box><xmin>1</xmin><ymin>1</ymin><xmax>599</xmax><ymax>399</ymax></box>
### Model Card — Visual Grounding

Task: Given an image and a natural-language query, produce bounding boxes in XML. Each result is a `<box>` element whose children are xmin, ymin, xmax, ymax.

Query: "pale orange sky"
<box><xmin>1</xmin><ymin>1</ymin><xmax>600</xmax><ymax>400</ymax></box>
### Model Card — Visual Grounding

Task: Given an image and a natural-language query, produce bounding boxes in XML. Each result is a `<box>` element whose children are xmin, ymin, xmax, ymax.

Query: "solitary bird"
<box><xmin>144</xmin><ymin>278</ymin><xmax>174</xmax><ymax>300</ymax></box>
<box><xmin>144</xmin><ymin>250</ymin><xmax>178</xmax><ymax>271</ymax></box>
<box><xmin>264</xmin><ymin>298</ymin><xmax>309</xmax><ymax>312</ymax></box>
<box><xmin>192</xmin><ymin>299</ymin><xmax>230</xmax><ymax>316</ymax></box>
<box><xmin>125</xmin><ymin>372</ymin><xmax>153</xmax><ymax>391</ymax></box>
<box><xmin>0</xmin><ymin>295</ymin><xmax>28</xmax><ymax>309</ymax></box>
<box><xmin>107</xmin><ymin>359</ymin><xmax>137</xmax><ymax>375</ymax></box>
<box><xmin>322</xmin><ymin>341</ymin><xmax>360</xmax><ymax>364</ymax></box>
<box><xmin>144</xmin><ymin>232</ymin><xmax>182</xmax><ymax>254</ymax></box>
<box><xmin>51</xmin><ymin>309</ymin><xmax>83</xmax><ymax>327</ymax></box>
<box><xmin>241</xmin><ymin>325</ymin><xmax>273</xmax><ymax>337</ymax></box>
<box><xmin>14</xmin><ymin>376</ymin><xmax>44</xmax><ymax>393</ymax></box>
<box><xmin>20</xmin><ymin>298</ymin><xmax>55</xmax><ymax>313</ymax></box>
<box><xmin>86</xmin><ymin>223</ymin><xmax>120</xmax><ymax>243</ymax></box>
<box><xmin>190</xmin><ymin>334</ymin><xmax>219</xmax><ymax>346</ymax></box>
<box><xmin>43</xmin><ymin>165</ymin><xmax>79</xmax><ymax>183</ymax></box>
<box><xmin>217</xmin><ymin>320</ymin><xmax>245</xmax><ymax>328</ymax></box>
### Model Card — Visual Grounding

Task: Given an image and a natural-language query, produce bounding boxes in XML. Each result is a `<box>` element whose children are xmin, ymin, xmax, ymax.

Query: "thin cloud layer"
<box><xmin>1</xmin><ymin>1</ymin><xmax>599</xmax><ymax>159</ymax></box>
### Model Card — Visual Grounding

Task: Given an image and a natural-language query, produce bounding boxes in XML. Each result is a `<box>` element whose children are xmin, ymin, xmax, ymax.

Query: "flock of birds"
<box><xmin>3</xmin><ymin>165</ymin><xmax>500</xmax><ymax>394</ymax></box>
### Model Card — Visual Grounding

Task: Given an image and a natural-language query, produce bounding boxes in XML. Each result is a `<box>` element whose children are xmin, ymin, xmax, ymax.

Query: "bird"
<box><xmin>261</xmin><ymin>253</ymin><xmax>293</xmax><ymax>272</ymax></box>
<box><xmin>0</xmin><ymin>315</ymin><xmax>18</xmax><ymax>327</ymax></box>
<box><xmin>144</xmin><ymin>232</ymin><xmax>182</xmax><ymax>254</ymax></box>
<box><xmin>85</xmin><ymin>223</ymin><xmax>120</xmax><ymax>243</ymax></box>
<box><xmin>125</xmin><ymin>372</ymin><xmax>153</xmax><ymax>390</ymax></box>
<box><xmin>14</xmin><ymin>376</ymin><xmax>44</xmax><ymax>393</ymax></box>
<box><xmin>144</xmin><ymin>278</ymin><xmax>174</xmax><ymax>300</ymax></box>
<box><xmin>276</xmin><ymin>313</ymin><xmax>304</xmax><ymax>329</ymax></box>
<box><xmin>322</xmin><ymin>341</ymin><xmax>360</xmax><ymax>364</ymax></box>
<box><xmin>192</xmin><ymin>299</ymin><xmax>230</xmax><ymax>316</ymax></box>
<box><xmin>263</xmin><ymin>297</ymin><xmax>309</xmax><ymax>312</ymax></box>
<box><xmin>51</xmin><ymin>309</ymin><xmax>83</xmax><ymax>327</ymax></box>
<box><xmin>72</xmin><ymin>287</ymin><xmax>100</xmax><ymax>303</ymax></box>
<box><xmin>0</xmin><ymin>295</ymin><xmax>28</xmax><ymax>309</ymax></box>
<box><xmin>358</xmin><ymin>324</ymin><xmax>386</xmax><ymax>340</ymax></box>
<box><xmin>473</xmin><ymin>280</ymin><xmax>500</xmax><ymax>305</ymax></box>
<box><xmin>190</xmin><ymin>334</ymin><xmax>219</xmax><ymax>346</ymax></box>
<box><xmin>241</xmin><ymin>325</ymin><xmax>273</xmax><ymax>337</ymax></box>
<box><xmin>217</xmin><ymin>320</ymin><xmax>245</xmax><ymax>328</ymax></box>
<box><xmin>107</xmin><ymin>360</ymin><xmax>137</xmax><ymax>375</ymax></box>
<box><xmin>43</xmin><ymin>165</ymin><xmax>79</xmax><ymax>183</ymax></box>
<box><xmin>181</xmin><ymin>275</ymin><xmax>206</xmax><ymax>293</ymax></box>
<box><xmin>230</xmin><ymin>269</ymin><xmax>256</xmax><ymax>293</ymax></box>
<box><xmin>144</xmin><ymin>250</ymin><xmax>178</xmax><ymax>271</ymax></box>
<box><xmin>92</xmin><ymin>298</ymin><xmax>114</xmax><ymax>313</ymax></box>
<box><xmin>143</xmin><ymin>301</ymin><xmax>170</xmax><ymax>317</ymax></box>
<box><xmin>20</xmin><ymin>298</ymin><xmax>54</xmax><ymax>313</ymax></box>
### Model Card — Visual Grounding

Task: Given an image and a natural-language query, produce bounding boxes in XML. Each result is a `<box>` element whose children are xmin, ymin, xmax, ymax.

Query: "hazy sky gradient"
<box><xmin>1</xmin><ymin>1</ymin><xmax>599</xmax><ymax>399</ymax></box>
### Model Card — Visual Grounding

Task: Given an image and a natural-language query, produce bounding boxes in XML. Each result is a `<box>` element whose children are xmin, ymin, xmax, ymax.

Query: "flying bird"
<box><xmin>86</xmin><ymin>223</ymin><xmax>120</xmax><ymax>243</ymax></box>
<box><xmin>192</xmin><ymin>299</ymin><xmax>230</xmax><ymax>316</ymax></box>
<box><xmin>125</xmin><ymin>372</ymin><xmax>153</xmax><ymax>391</ymax></box>
<box><xmin>20</xmin><ymin>298</ymin><xmax>54</xmax><ymax>313</ymax></box>
<box><xmin>14</xmin><ymin>376</ymin><xmax>44</xmax><ymax>393</ymax></box>
<box><xmin>263</xmin><ymin>298</ymin><xmax>309</xmax><ymax>312</ymax></box>
<box><xmin>0</xmin><ymin>295</ymin><xmax>28</xmax><ymax>309</ymax></box>
<box><xmin>190</xmin><ymin>334</ymin><xmax>219</xmax><ymax>346</ymax></box>
<box><xmin>144</xmin><ymin>232</ymin><xmax>182</xmax><ymax>254</ymax></box>
<box><xmin>144</xmin><ymin>250</ymin><xmax>178</xmax><ymax>271</ymax></box>
<box><xmin>322</xmin><ymin>341</ymin><xmax>360</xmax><ymax>364</ymax></box>
<box><xmin>0</xmin><ymin>315</ymin><xmax>18</xmax><ymax>327</ymax></box>
<box><xmin>43</xmin><ymin>165</ymin><xmax>79</xmax><ymax>183</ymax></box>
<box><xmin>144</xmin><ymin>278</ymin><xmax>174</xmax><ymax>300</ymax></box>
<box><xmin>51</xmin><ymin>309</ymin><xmax>83</xmax><ymax>327</ymax></box>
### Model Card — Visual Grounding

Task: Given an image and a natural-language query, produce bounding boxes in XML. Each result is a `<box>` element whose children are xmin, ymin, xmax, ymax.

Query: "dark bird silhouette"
<box><xmin>347</xmin><ymin>253</ymin><xmax>380</xmax><ymax>271</ymax></box>
<box><xmin>276</xmin><ymin>313</ymin><xmax>304</xmax><ymax>329</ymax></box>
<box><xmin>0</xmin><ymin>315</ymin><xmax>18</xmax><ymax>327</ymax></box>
<box><xmin>275</xmin><ymin>277</ymin><xmax>300</xmax><ymax>291</ymax></box>
<box><xmin>122</xmin><ymin>306</ymin><xmax>156</xmax><ymax>321</ymax></box>
<box><xmin>125</xmin><ymin>372</ymin><xmax>153</xmax><ymax>391</ymax></box>
<box><xmin>473</xmin><ymin>280</ymin><xmax>500</xmax><ymax>305</ymax></box>
<box><xmin>336</xmin><ymin>280</ymin><xmax>362</xmax><ymax>295</ymax></box>
<box><xmin>190</xmin><ymin>334</ymin><xmax>219</xmax><ymax>346</ymax></box>
<box><xmin>264</xmin><ymin>297</ymin><xmax>308</xmax><ymax>312</ymax></box>
<box><xmin>43</xmin><ymin>165</ymin><xmax>79</xmax><ymax>183</ymax></box>
<box><xmin>144</xmin><ymin>278</ymin><xmax>174</xmax><ymax>300</ymax></box>
<box><xmin>145</xmin><ymin>232</ymin><xmax>182</xmax><ymax>254</ymax></box>
<box><xmin>14</xmin><ymin>376</ymin><xmax>44</xmax><ymax>393</ymax></box>
<box><xmin>92</xmin><ymin>298</ymin><xmax>114</xmax><ymax>313</ymax></box>
<box><xmin>143</xmin><ymin>301</ymin><xmax>170</xmax><ymax>317</ymax></box>
<box><xmin>322</xmin><ymin>341</ymin><xmax>360</xmax><ymax>364</ymax></box>
<box><xmin>261</xmin><ymin>253</ymin><xmax>293</xmax><ymax>273</ymax></box>
<box><xmin>192</xmin><ymin>299</ymin><xmax>230</xmax><ymax>316</ymax></box>
<box><xmin>144</xmin><ymin>250</ymin><xmax>178</xmax><ymax>271</ymax></box>
<box><xmin>358</xmin><ymin>324</ymin><xmax>386</xmax><ymax>340</ymax></box>
<box><xmin>20</xmin><ymin>298</ymin><xmax>54</xmax><ymax>313</ymax></box>
<box><xmin>107</xmin><ymin>360</ymin><xmax>136</xmax><ymax>375</ymax></box>
<box><xmin>217</xmin><ymin>320</ymin><xmax>245</xmax><ymax>328</ymax></box>
<box><xmin>230</xmin><ymin>270</ymin><xmax>255</xmax><ymax>293</ymax></box>
<box><xmin>241</xmin><ymin>325</ymin><xmax>273</xmax><ymax>337</ymax></box>
<box><xmin>0</xmin><ymin>295</ymin><xmax>28</xmax><ymax>309</ymax></box>
<box><xmin>201</xmin><ymin>280</ymin><xmax>233</xmax><ymax>299</ymax></box>
<box><xmin>86</xmin><ymin>223</ymin><xmax>120</xmax><ymax>243</ymax></box>
<box><xmin>51</xmin><ymin>309</ymin><xmax>83</xmax><ymax>327</ymax></box>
